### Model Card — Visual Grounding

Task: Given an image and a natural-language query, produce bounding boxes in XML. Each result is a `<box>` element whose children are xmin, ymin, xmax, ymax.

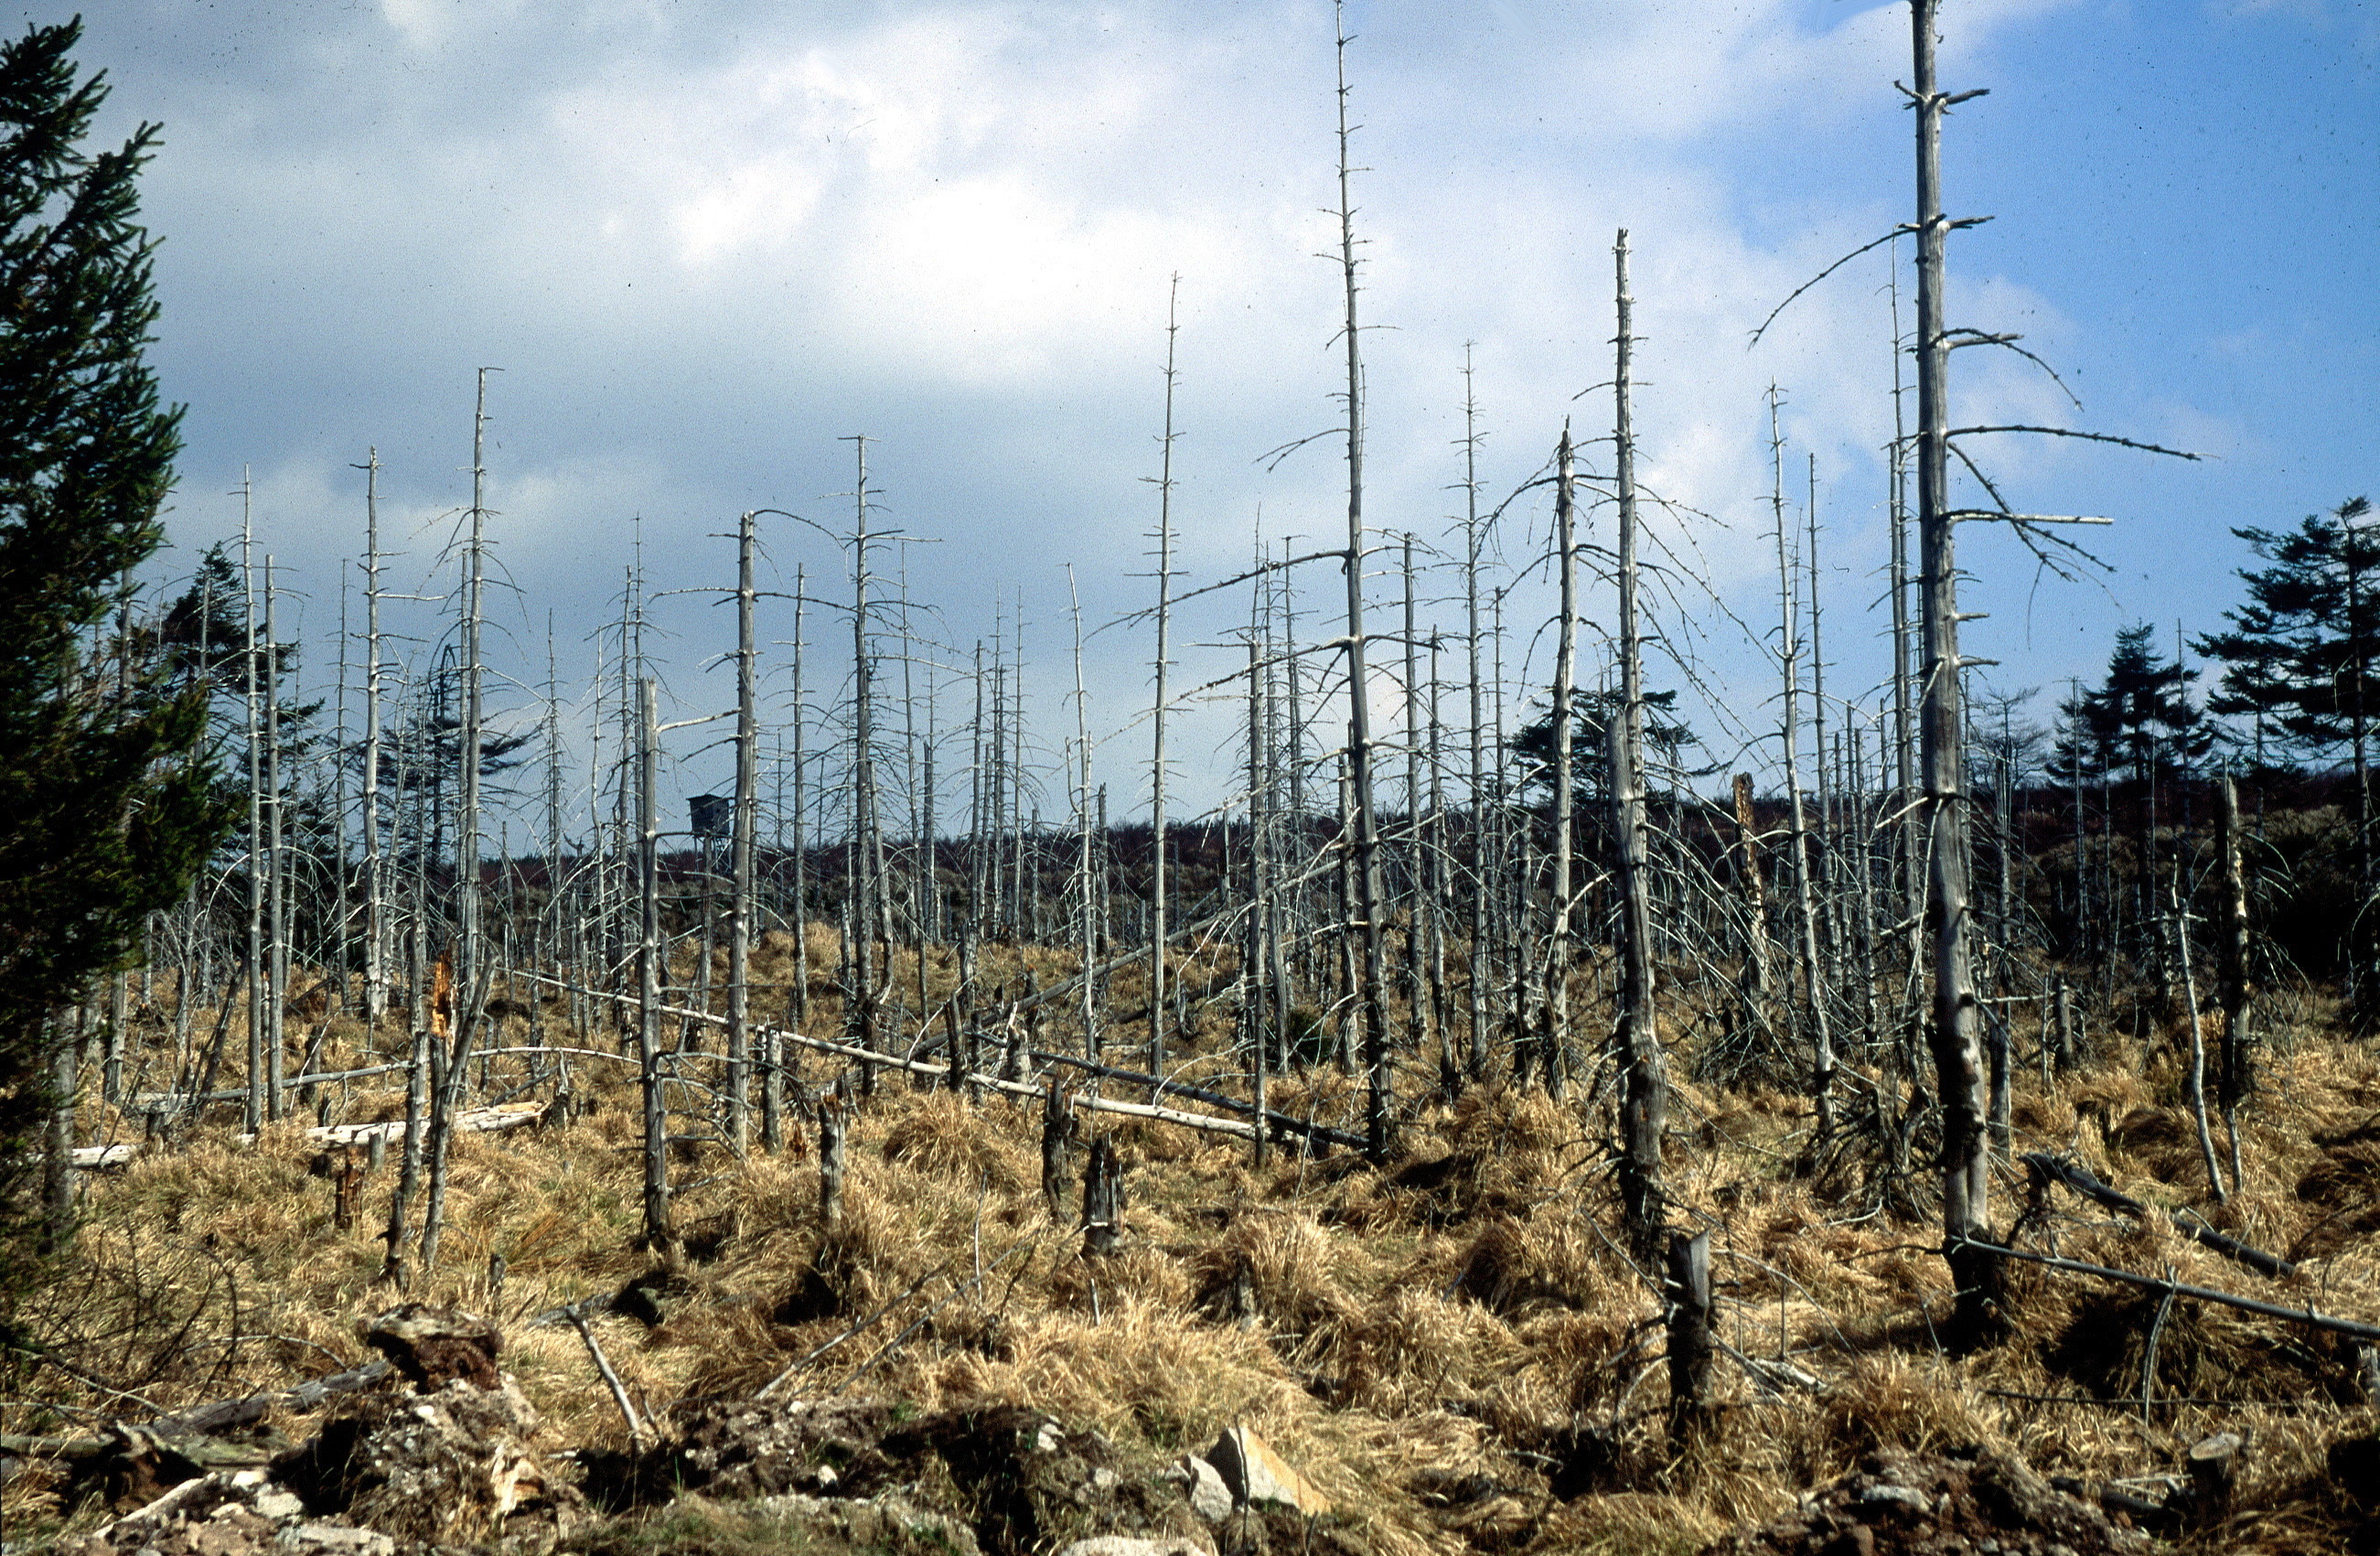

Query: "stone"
<box><xmin>1206</xmin><ymin>1428</ymin><xmax>1325</xmax><ymax>1516</ymax></box>
<box><xmin>1054</xmin><ymin>1539</ymin><xmax>1210</xmax><ymax>1556</ymax></box>
<box><xmin>281</xmin><ymin>1525</ymin><xmax>393</xmax><ymax>1556</ymax></box>
<box><xmin>754</xmin><ymin>1493</ymin><xmax>984</xmax><ymax>1556</ymax></box>
<box><xmin>61</xmin><ymin>1472</ymin><xmax>397</xmax><ymax>1556</ymax></box>
<box><xmin>1178</xmin><ymin>1456</ymin><xmax>1233</xmax><ymax>1525</ymax></box>
<box><xmin>248</xmin><ymin>1490</ymin><xmax>304</xmax><ymax>1522</ymax></box>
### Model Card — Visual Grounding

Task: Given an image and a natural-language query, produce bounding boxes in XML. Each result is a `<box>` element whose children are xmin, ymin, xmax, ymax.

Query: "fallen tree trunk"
<box><xmin>523</xmin><ymin>974</ymin><xmax>1355</xmax><ymax>1151</ymax></box>
<box><xmin>1963</xmin><ymin>1235</ymin><xmax>2380</xmax><ymax>1343</ymax></box>
<box><xmin>2021</xmin><ymin>1152</ymin><xmax>2294</xmax><ymax>1279</ymax></box>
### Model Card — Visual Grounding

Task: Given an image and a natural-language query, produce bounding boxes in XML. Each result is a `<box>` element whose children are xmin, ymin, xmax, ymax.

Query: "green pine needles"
<box><xmin>0</xmin><ymin>19</ymin><xmax>229</xmax><ymax>1284</ymax></box>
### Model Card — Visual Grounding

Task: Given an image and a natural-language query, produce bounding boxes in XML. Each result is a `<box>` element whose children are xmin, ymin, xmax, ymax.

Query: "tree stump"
<box><xmin>1040</xmin><ymin>1077</ymin><xmax>1073</xmax><ymax>1218</ymax></box>
<box><xmin>2187</xmin><ymin>1432</ymin><xmax>2242</xmax><ymax>1526</ymax></box>
<box><xmin>818</xmin><ymin>1093</ymin><xmax>848</xmax><ymax>1233</ymax></box>
<box><xmin>1665</xmin><ymin>1229</ymin><xmax>1712</xmax><ymax>1447</ymax></box>
<box><xmin>1081</xmin><ymin>1134</ymin><xmax>1124</xmax><ymax>1256</ymax></box>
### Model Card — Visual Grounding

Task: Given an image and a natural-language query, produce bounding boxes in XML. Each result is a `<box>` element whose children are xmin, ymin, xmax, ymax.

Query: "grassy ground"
<box><xmin>8</xmin><ymin>928</ymin><xmax>2378</xmax><ymax>1554</ymax></box>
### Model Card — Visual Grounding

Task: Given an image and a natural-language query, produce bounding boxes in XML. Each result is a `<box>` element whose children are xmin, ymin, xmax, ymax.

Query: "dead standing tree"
<box><xmin>1330</xmin><ymin>1</ymin><xmax>1392</xmax><ymax>1157</ymax></box>
<box><xmin>1609</xmin><ymin>231</ymin><xmax>1667</xmax><ymax>1264</ymax></box>
<box><xmin>1537</xmin><ymin>427</ymin><xmax>1581</xmax><ymax>1100</ymax></box>
<box><xmin>1908</xmin><ymin>0</ymin><xmax>1999</xmax><ymax>1348</ymax></box>
<box><xmin>1749</xmin><ymin>0</ymin><xmax>2198</xmax><ymax>1347</ymax></box>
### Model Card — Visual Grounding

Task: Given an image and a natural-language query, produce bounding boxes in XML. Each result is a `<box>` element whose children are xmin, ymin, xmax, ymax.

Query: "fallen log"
<box><xmin>303</xmin><ymin>1105</ymin><xmax>542</xmax><ymax>1149</ymax></box>
<box><xmin>1959</xmin><ymin>1235</ymin><xmax>2380</xmax><ymax>1343</ymax></box>
<box><xmin>2021</xmin><ymin>1152</ymin><xmax>2294</xmax><ymax>1279</ymax></box>
<box><xmin>522</xmin><ymin>974</ymin><xmax>1329</xmax><ymax>1148</ymax></box>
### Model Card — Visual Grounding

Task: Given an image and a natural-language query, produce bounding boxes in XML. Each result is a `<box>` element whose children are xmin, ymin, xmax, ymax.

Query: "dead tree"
<box><xmin>1040</xmin><ymin>1076</ymin><xmax>1071</xmax><ymax>1217</ymax></box>
<box><xmin>418</xmin><ymin>370</ymin><xmax>497</xmax><ymax>1277</ymax></box>
<box><xmin>2214</xmin><ymin>773</ymin><xmax>2252</xmax><ymax>1187</ymax></box>
<box><xmin>1910</xmin><ymin>0</ymin><xmax>1999</xmax><ymax>1347</ymax></box>
<box><xmin>1769</xmin><ymin>393</ymin><xmax>1836</xmax><ymax>1139</ymax></box>
<box><xmin>726</xmin><ymin>509</ymin><xmax>758</xmax><ymax>1155</ymax></box>
<box><xmin>1664</xmin><ymin>1229</ymin><xmax>1712</xmax><ymax>1448</ymax></box>
<box><xmin>2174</xmin><ymin>879</ymin><xmax>2228</xmax><ymax>1203</ymax></box>
<box><xmin>1081</xmin><ymin>1133</ymin><xmax>1123</xmax><ymax>1255</ymax></box>
<box><xmin>636</xmin><ymin>676</ymin><xmax>679</xmax><ymax>1268</ymax></box>
<box><xmin>263</xmin><ymin>560</ymin><xmax>286</xmax><ymax>1115</ymax></box>
<box><xmin>1147</xmin><ymin>280</ymin><xmax>1180</xmax><ymax>1089</ymax></box>
<box><xmin>1538</xmin><ymin>427</ymin><xmax>1581</xmax><ymax>1100</ymax></box>
<box><xmin>819</xmin><ymin>1090</ymin><xmax>848</xmax><ymax>1233</ymax></box>
<box><xmin>1731</xmin><ymin>772</ymin><xmax>1771</xmax><ymax>1041</ymax></box>
<box><xmin>1332</xmin><ymin>3</ymin><xmax>1393</xmax><ymax>1157</ymax></box>
<box><xmin>359</xmin><ymin>449</ymin><xmax>387</xmax><ymax>1030</ymax></box>
<box><xmin>241</xmin><ymin>476</ymin><xmax>263</xmax><ymax>1132</ymax></box>
<box><xmin>1460</xmin><ymin>354</ymin><xmax>1492</xmax><ymax>1080</ymax></box>
<box><xmin>1610</xmin><ymin>232</ymin><xmax>1667</xmax><ymax>1261</ymax></box>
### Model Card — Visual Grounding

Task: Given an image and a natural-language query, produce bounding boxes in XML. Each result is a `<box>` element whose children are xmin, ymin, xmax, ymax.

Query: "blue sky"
<box><xmin>28</xmin><ymin>0</ymin><xmax>2377</xmax><ymax>829</ymax></box>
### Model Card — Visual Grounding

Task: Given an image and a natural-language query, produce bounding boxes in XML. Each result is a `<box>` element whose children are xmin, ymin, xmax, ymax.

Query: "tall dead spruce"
<box><xmin>1747</xmin><ymin>0</ymin><xmax>2198</xmax><ymax>1346</ymax></box>
<box><xmin>1908</xmin><ymin>0</ymin><xmax>1999</xmax><ymax>1348</ymax></box>
<box><xmin>1609</xmin><ymin>231</ymin><xmax>1667</xmax><ymax>1263</ymax></box>
<box><xmin>1331</xmin><ymin>1</ymin><xmax>1392</xmax><ymax>1159</ymax></box>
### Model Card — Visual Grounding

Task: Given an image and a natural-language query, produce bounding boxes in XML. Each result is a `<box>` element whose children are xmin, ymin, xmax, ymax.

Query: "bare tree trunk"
<box><xmin>1039</xmin><ymin>1077</ymin><xmax>1069</xmax><ymax>1217</ymax></box>
<box><xmin>1610</xmin><ymin>232</ymin><xmax>1667</xmax><ymax>1261</ymax></box>
<box><xmin>1912</xmin><ymin>0</ymin><xmax>1999</xmax><ymax>1347</ymax></box>
<box><xmin>1247</xmin><ymin>636</ymin><xmax>1270</xmax><ymax>1167</ymax></box>
<box><xmin>360</xmin><ymin>450</ymin><xmax>386</xmax><ymax>1033</ymax></box>
<box><xmin>1539</xmin><ymin>428</ymin><xmax>1580</xmax><ymax>1101</ymax></box>
<box><xmin>263</xmin><ymin>563</ymin><xmax>287</xmax><ymax>1119</ymax></box>
<box><xmin>1664</xmin><ymin>1229</ymin><xmax>1712</xmax><ymax>1448</ymax></box>
<box><xmin>727</xmin><ymin>510</ymin><xmax>757</xmax><ymax>1156</ymax></box>
<box><xmin>241</xmin><ymin>475</ymin><xmax>263</xmax><ymax>1132</ymax></box>
<box><xmin>1769</xmin><ymin>397</ymin><xmax>1835</xmax><ymax>1139</ymax></box>
<box><xmin>1460</xmin><ymin>353</ymin><xmax>1490</xmax><ymax>1080</ymax></box>
<box><xmin>1889</xmin><ymin>268</ymin><xmax>1919</xmax><ymax>933</ymax></box>
<box><xmin>1333</xmin><ymin>5</ymin><xmax>1392</xmax><ymax>1157</ymax></box>
<box><xmin>40</xmin><ymin>1012</ymin><xmax>74</xmax><ymax>1250</ymax></box>
<box><xmin>1732</xmin><ymin>773</ymin><xmax>1771</xmax><ymax>1037</ymax></box>
<box><xmin>2214</xmin><ymin>773</ymin><xmax>2251</xmax><ymax>1188</ymax></box>
<box><xmin>819</xmin><ymin>1090</ymin><xmax>847</xmax><ymax>1233</ymax></box>
<box><xmin>846</xmin><ymin>439</ymin><xmax>883</xmax><ymax>1081</ymax></box>
<box><xmin>1149</xmin><ymin>281</ymin><xmax>1179</xmax><ymax>1091</ymax></box>
<box><xmin>1070</xmin><ymin>572</ymin><xmax>1099</xmax><ymax>1065</ymax></box>
<box><xmin>2174</xmin><ymin>885</ymin><xmax>2227</xmax><ymax>1202</ymax></box>
<box><xmin>637</xmin><ymin>677</ymin><xmax>679</xmax><ymax>1267</ymax></box>
<box><xmin>1081</xmin><ymin>1134</ymin><xmax>1123</xmax><ymax>1256</ymax></box>
<box><xmin>455</xmin><ymin>370</ymin><xmax>490</xmax><ymax>1111</ymax></box>
<box><xmin>789</xmin><ymin>568</ymin><xmax>809</xmax><ymax>1036</ymax></box>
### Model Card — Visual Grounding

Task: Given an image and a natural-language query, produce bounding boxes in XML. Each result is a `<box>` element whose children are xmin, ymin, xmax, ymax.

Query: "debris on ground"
<box><xmin>59</xmin><ymin>1467</ymin><xmax>393</xmax><ymax>1556</ymax></box>
<box><xmin>1703</xmin><ymin>1449</ymin><xmax>2150</xmax><ymax>1556</ymax></box>
<box><xmin>360</xmin><ymin>1303</ymin><xmax>502</xmax><ymax>1390</ymax></box>
<box><xmin>274</xmin><ymin>1370</ymin><xmax>585</xmax><ymax>1551</ymax></box>
<box><xmin>610</xmin><ymin>1398</ymin><xmax>1229</xmax><ymax>1556</ymax></box>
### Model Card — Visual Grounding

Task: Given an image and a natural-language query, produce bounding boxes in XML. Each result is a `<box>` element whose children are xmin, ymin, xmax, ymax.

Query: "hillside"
<box><xmin>7</xmin><ymin>920</ymin><xmax>2378</xmax><ymax>1556</ymax></box>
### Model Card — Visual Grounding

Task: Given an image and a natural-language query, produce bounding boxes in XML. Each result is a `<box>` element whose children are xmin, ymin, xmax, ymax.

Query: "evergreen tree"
<box><xmin>0</xmin><ymin>20</ymin><xmax>226</xmax><ymax>1273</ymax></box>
<box><xmin>2057</xmin><ymin>623</ymin><xmax>2210</xmax><ymax>795</ymax></box>
<box><xmin>2195</xmin><ymin>497</ymin><xmax>2380</xmax><ymax>772</ymax></box>
<box><xmin>1509</xmin><ymin>685</ymin><xmax>1699</xmax><ymax>809</ymax></box>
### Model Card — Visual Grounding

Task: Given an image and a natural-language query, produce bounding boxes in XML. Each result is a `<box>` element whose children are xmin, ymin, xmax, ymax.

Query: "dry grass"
<box><xmin>11</xmin><ymin>953</ymin><xmax>2380</xmax><ymax>1555</ymax></box>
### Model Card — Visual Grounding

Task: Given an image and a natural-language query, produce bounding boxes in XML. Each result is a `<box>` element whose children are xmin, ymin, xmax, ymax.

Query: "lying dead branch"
<box><xmin>1958</xmin><ymin>1235</ymin><xmax>2380</xmax><ymax>1343</ymax></box>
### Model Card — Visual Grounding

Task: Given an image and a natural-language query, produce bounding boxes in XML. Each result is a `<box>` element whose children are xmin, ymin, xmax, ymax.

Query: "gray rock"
<box><xmin>1177</xmin><ymin>1456</ymin><xmax>1232</xmax><ymax>1525</ymax></box>
<box><xmin>249</xmin><ymin>1491</ymin><xmax>305</xmax><ymax>1523</ymax></box>
<box><xmin>275</xmin><ymin>1525</ymin><xmax>393</xmax><ymax>1556</ymax></box>
<box><xmin>1053</xmin><ymin>1538</ymin><xmax>1210</xmax><ymax>1556</ymax></box>
<box><xmin>1206</xmin><ymin>1428</ymin><xmax>1325</xmax><ymax>1516</ymax></box>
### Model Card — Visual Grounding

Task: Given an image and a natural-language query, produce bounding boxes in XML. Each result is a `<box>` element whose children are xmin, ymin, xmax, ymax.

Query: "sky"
<box><xmin>31</xmin><ymin>0</ymin><xmax>2380</xmax><ymax>838</ymax></box>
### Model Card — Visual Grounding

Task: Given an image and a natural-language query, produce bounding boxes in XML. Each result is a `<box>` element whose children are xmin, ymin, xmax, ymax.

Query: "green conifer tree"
<box><xmin>0</xmin><ymin>19</ymin><xmax>227</xmax><ymax>1276</ymax></box>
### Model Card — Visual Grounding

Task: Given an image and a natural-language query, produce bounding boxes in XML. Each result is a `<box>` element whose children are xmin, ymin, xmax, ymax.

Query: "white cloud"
<box><xmin>68</xmin><ymin>0</ymin><xmax>2229</xmax><ymax>815</ymax></box>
